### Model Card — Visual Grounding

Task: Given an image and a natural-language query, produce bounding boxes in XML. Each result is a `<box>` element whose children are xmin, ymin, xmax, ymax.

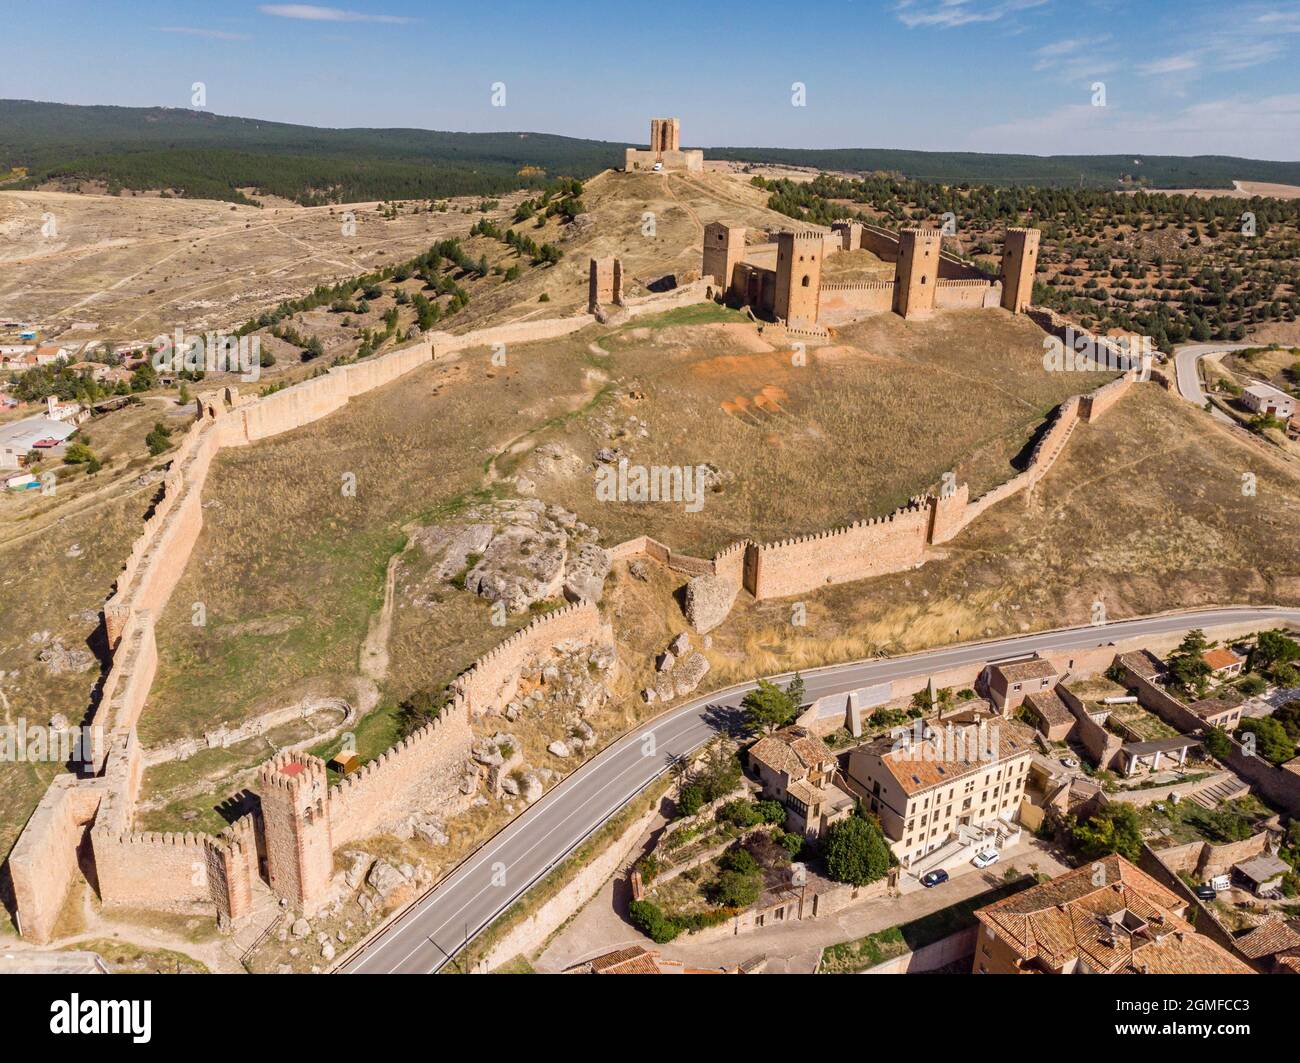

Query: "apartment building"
<box><xmin>845</xmin><ymin>720</ymin><xmax>1036</xmax><ymax>867</ymax></box>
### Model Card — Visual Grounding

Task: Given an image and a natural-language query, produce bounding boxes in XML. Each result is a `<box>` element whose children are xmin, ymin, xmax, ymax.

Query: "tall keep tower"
<box><xmin>1000</xmin><ymin>227</ymin><xmax>1041</xmax><ymax>313</ymax></box>
<box><xmin>773</xmin><ymin>230</ymin><xmax>823</xmax><ymax>328</ymax></box>
<box><xmin>703</xmin><ymin>222</ymin><xmax>746</xmax><ymax>296</ymax></box>
<box><xmin>892</xmin><ymin>228</ymin><xmax>942</xmax><ymax>320</ymax></box>
<box><xmin>650</xmin><ymin>118</ymin><xmax>681</xmax><ymax>153</ymax></box>
<box><xmin>258</xmin><ymin>752</ymin><xmax>333</xmax><ymax>913</ymax></box>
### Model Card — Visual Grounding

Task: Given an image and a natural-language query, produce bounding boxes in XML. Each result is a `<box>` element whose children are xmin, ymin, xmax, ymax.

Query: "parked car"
<box><xmin>972</xmin><ymin>849</ymin><xmax>1000</xmax><ymax>869</ymax></box>
<box><xmin>920</xmin><ymin>869</ymin><xmax>949</xmax><ymax>888</ymax></box>
<box><xmin>1059</xmin><ymin>756</ymin><xmax>1079</xmax><ymax>769</ymax></box>
<box><xmin>652</xmin><ymin>162</ymin><xmax>663</xmax><ymax>172</ymax></box>
<box><xmin>1194</xmin><ymin>884</ymin><xmax>1218</xmax><ymax>901</ymax></box>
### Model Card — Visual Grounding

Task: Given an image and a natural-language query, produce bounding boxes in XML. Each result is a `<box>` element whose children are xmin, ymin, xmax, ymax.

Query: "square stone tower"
<box><xmin>588</xmin><ymin>256</ymin><xmax>623</xmax><ymax>312</ymax></box>
<box><xmin>1000</xmin><ymin>227</ymin><xmax>1041</xmax><ymax>313</ymax></box>
<box><xmin>832</xmin><ymin>220</ymin><xmax>863</xmax><ymax>251</ymax></box>
<box><xmin>774</xmin><ymin>230</ymin><xmax>824</xmax><ymax>328</ymax></box>
<box><xmin>892</xmin><ymin>228</ymin><xmax>942</xmax><ymax>320</ymax></box>
<box><xmin>650</xmin><ymin>118</ymin><xmax>681</xmax><ymax>153</ymax></box>
<box><xmin>702</xmin><ymin>222</ymin><xmax>746</xmax><ymax>296</ymax></box>
<box><xmin>258</xmin><ymin>752</ymin><xmax>333</xmax><ymax>913</ymax></box>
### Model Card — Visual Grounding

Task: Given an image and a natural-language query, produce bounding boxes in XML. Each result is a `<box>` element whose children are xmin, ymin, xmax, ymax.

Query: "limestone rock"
<box><xmin>37</xmin><ymin>639</ymin><xmax>94</xmax><ymax>675</ymax></box>
<box><xmin>684</xmin><ymin>574</ymin><xmax>739</xmax><ymax>634</ymax></box>
<box><xmin>657</xmin><ymin>650</ymin><xmax>675</xmax><ymax>673</ymax></box>
<box><xmin>628</xmin><ymin>558</ymin><xmax>650</xmax><ymax>581</ymax></box>
<box><xmin>343</xmin><ymin>851</ymin><xmax>371</xmax><ymax>890</ymax></box>
<box><xmin>673</xmin><ymin>653</ymin><xmax>711</xmax><ymax>698</ymax></box>
<box><xmin>669</xmin><ymin>632</ymin><xmax>691</xmax><ymax>656</ymax></box>
<box><xmin>548</xmin><ymin>740</ymin><xmax>571</xmax><ymax>758</ymax></box>
<box><xmin>366</xmin><ymin>859</ymin><xmax>407</xmax><ymax>901</ymax></box>
<box><xmin>291</xmin><ymin>918</ymin><xmax>311</xmax><ymax>939</ymax></box>
<box><xmin>642</xmin><ymin>687</ymin><xmax>657</xmax><ymax>704</ymax></box>
<box><xmin>562</xmin><ymin>542</ymin><xmax>611</xmax><ymax>603</ymax></box>
<box><xmin>321</xmin><ymin>941</ymin><xmax>336</xmax><ymax>962</ymax></box>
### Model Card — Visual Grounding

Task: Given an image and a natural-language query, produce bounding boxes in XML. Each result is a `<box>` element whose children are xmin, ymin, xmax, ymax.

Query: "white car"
<box><xmin>1060</xmin><ymin>756</ymin><xmax>1079</xmax><ymax>769</ymax></box>
<box><xmin>972</xmin><ymin>849</ymin><xmax>1000</xmax><ymax>869</ymax></box>
<box><xmin>652</xmin><ymin>162</ymin><xmax>663</xmax><ymax>172</ymax></box>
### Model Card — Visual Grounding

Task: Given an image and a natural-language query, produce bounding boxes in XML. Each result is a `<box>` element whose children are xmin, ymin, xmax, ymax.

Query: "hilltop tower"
<box><xmin>649</xmin><ymin>118</ymin><xmax>681</xmax><ymax>153</ymax></box>
<box><xmin>258</xmin><ymin>752</ymin><xmax>333</xmax><ymax>913</ymax></box>
<box><xmin>773</xmin><ymin>230</ymin><xmax>824</xmax><ymax>328</ymax></box>
<box><xmin>588</xmin><ymin>256</ymin><xmax>624</xmax><ymax>312</ymax></box>
<box><xmin>702</xmin><ymin>222</ymin><xmax>747</xmax><ymax>296</ymax></box>
<box><xmin>1000</xmin><ymin>227</ymin><xmax>1041</xmax><ymax>313</ymax></box>
<box><xmin>892</xmin><ymin>228</ymin><xmax>942</xmax><ymax>320</ymax></box>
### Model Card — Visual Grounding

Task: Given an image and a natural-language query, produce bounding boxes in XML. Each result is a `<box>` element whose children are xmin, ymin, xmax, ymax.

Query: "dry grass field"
<box><xmin>0</xmin><ymin>188</ymin><xmax>529</xmax><ymax>340</ymax></box>
<box><xmin>513</xmin><ymin>306</ymin><xmax>1116</xmax><ymax>555</ymax></box>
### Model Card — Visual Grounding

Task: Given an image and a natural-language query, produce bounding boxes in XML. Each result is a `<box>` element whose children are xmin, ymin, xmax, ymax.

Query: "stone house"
<box><xmin>746</xmin><ymin>727</ymin><xmax>855</xmax><ymax>839</ymax></box>
<box><xmin>1201</xmin><ymin>647</ymin><xmax>1245</xmax><ymax>680</ymax></box>
<box><xmin>1021</xmin><ymin>686</ymin><xmax>1075</xmax><ymax>742</ymax></box>
<box><xmin>985</xmin><ymin>657</ymin><xmax>1060</xmax><ymax>713</ymax></box>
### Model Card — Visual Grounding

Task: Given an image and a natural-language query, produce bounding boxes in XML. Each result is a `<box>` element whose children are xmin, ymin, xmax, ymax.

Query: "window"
<box><xmin>801</xmin><ymin>275</ymin><xmax>810</xmax><ymax>287</ymax></box>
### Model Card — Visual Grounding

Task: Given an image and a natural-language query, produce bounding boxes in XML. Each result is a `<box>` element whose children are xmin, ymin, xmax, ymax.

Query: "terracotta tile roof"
<box><xmin>1116</xmin><ymin>650</ymin><xmax>1166</xmax><ymax>680</ymax></box>
<box><xmin>748</xmin><ymin>727</ymin><xmax>833</xmax><ymax>780</ymax></box>
<box><xmin>579</xmin><ymin>946</ymin><xmax>665</xmax><ymax>974</ymax></box>
<box><xmin>786</xmin><ymin>778</ymin><xmax>824</xmax><ymax>807</ymax></box>
<box><xmin>1024</xmin><ymin>688</ymin><xmax>1073</xmax><ymax>729</ymax></box>
<box><xmin>992</xmin><ymin>658</ymin><xmax>1059</xmax><ymax>684</ymax></box>
<box><xmin>1234</xmin><ymin>919</ymin><xmax>1300</xmax><ymax>960</ymax></box>
<box><xmin>1202</xmin><ymin>647</ymin><xmax>1244</xmax><ymax>671</ymax></box>
<box><xmin>1282</xmin><ymin>757</ymin><xmax>1300</xmax><ymax>776</ymax></box>
<box><xmin>1187</xmin><ymin>697</ymin><xmax>1242</xmax><ymax>721</ymax></box>
<box><xmin>878</xmin><ymin>720</ymin><xmax>1036</xmax><ymax>796</ymax></box>
<box><xmin>974</xmin><ymin>855</ymin><xmax>1253</xmax><ymax>975</ymax></box>
<box><xmin>1276</xmin><ymin>953</ymin><xmax>1300</xmax><ymax>974</ymax></box>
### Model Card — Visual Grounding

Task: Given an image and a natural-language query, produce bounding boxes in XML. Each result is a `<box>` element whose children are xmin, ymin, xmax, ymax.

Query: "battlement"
<box><xmin>258</xmin><ymin>750</ymin><xmax>329</xmax><ymax>797</ymax></box>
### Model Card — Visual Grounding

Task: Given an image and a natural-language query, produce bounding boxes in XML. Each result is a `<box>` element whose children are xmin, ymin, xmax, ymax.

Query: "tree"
<box><xmin>741</xmin><ymin>678</ymin><xmax>799</xmax><ymax>735</ymax></box>
<box><xmin>1237</xmin><ymin>717</ymin><xmax>1297</xmax><ymax>766</ymax></box>
<box><xmin>822</xmin><ymin>814</ymin><xmax>892</xmax><ymax>886</ymax></box>
<box><xmin>145</xmin><ymin>421</ymin><xmax>172</xmax><ymax>456</ymax></box>
<box><xmin>1166</xmin><ymin>629</ymin><xmax>1212</xmax><ymax>697</ymax></box>
<box><xmin>675</xmin><ymin>783</ymin><xmax>704</xmax><ymax>818</ymax></box>
<box><xmin>712</xmin><ymin>868</ymin><xmax>762</xmax><ymax>909</ymax></box>
<box><xmin>628</xmin><ymin>900</ymin><xmax>679</xmax><ymax>944</ymax></box>
<box><xmin>1203</xmin><ymin>726</ymin><xmax>1233</xmax><ymax>761</ymax></box>
<box><xmin>1254</xmin><ymin>630</ymin><xmax>1300</xmax><ymax>674</ymax></box>
<box><xmin>395</xmin><ymin>689</ymin><xmax>448</xmax><ymax>737</ymax></box>
<box><xmin>1071</xmin><ymin>803</ymin><xmax>1143</xmax><ymax>861</ymax></box>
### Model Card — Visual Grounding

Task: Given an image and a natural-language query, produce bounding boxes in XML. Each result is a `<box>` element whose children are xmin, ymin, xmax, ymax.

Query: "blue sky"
<box><xmin>3</xmin><ymin>0</ymin><xmax>1299</xmax><ymax>158</ymax></box>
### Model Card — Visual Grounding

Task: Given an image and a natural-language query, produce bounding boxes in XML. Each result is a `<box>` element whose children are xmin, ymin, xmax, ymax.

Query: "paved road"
<box><xmin>1173</xmin><ymin>342</ymin><xmax>1255</xmax><ymax>422</ymax></box>
<box><xmin>339</xmin><ymin>605</ymin><xmax>1300</xmax><ymax>974</ymax></box>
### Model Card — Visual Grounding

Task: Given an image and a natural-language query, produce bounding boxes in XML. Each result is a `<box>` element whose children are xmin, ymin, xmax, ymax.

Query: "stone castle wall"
<box><xmin>934</xmin><ymin>278</ymin><xmax>996</xmax><ymax>309</ymax></box>
<box><xmin>818</xmin><ymin>281</ymin><xmax>896</xmax><ymax>324</ymax></box>
<box><xmin>452</xmin><ymin>601</ymin><xmax>608</xmax><ymax>717</ymax></box>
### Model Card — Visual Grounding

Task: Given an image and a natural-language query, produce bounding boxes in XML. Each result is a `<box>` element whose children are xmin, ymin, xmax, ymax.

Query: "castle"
<box><xmin>624</xmin><ymin>117</ymin><xmax>704</xmax><ymax>173</ymax></box>
<box><xmin>703</xmin><ymin>219</ymin><xmax>1041</xmax><ymax>333</ymax></box>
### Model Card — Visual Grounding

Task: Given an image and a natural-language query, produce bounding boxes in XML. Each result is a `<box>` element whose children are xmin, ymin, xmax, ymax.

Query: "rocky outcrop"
<box><xmin>683</xmin><ymin>573</ymin><xmax>739</xmax><ymax>634</ymax></box>
<box><xmin>411</xmin><ymin>498</ymin><xmax>608</xmax><ymax>613</ymax></box>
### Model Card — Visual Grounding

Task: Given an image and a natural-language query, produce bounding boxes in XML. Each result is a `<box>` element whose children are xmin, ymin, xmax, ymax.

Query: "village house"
<box><xmin>1186</xmin><ymin>697</ymin><xmax>1244</xmax><ymax>730</ymax></box>
<box><xmin>747</xmin><ymin>727</ymin><xmax>855</xmax><ymax>839</ymax></box>
<box><xmin>1117</xmin><ymin>734</ymin><xmax>1200</xmax><ymax>777</ymax></box>
<box><xmin>1021</xmin><ymin>686</ymin><xmax>1075</xmax><ymax>742</ymax></box>
<box><xmin>973</xmin><ymin>855</ymin><xmax>1254</xmax><ymax>974</ymax></box>
<box><xmin>845</xmin><ymin>719</ymin><xmax>1035</xmax><ymax>868</ymax></box>
<box><xmin>564</xmin><ymin>945</ymin><xmax>741</xmax><ymax>974</ymax></box>
<box><xmin>1233</xmin><ymin>918</ymin><xmax>1300</xmax><ymax>973</ymax></box>
<box><xmin>984</xmin><ymin>656</ymin><xmax>1060</xmax><ymax>712</ymax></box>
<box><xmin>1233</xmin><ymin>853</ymin><xmax>1290</xmax><ymax>897</ymax></box>
<box><xmin>1202</xmin><ymin>646</ymin><xmax>1245</xmax><ymax>680</ymax></box>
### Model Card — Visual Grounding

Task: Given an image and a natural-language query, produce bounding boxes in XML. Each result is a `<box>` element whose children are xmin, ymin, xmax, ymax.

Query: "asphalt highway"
<box><xmin>340</xmin><ymin>605</ymin><xmax>1300</xmax><ymax>973</ymax></box>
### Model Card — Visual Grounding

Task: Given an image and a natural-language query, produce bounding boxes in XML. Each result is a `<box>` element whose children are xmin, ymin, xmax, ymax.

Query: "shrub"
<box><xmin>675</xmin><ymin>784</ymin><xmax>704</xmax><ymax>818</ymax></box>
<box><xmin>717</xmin><ymin>799</ymin><xmax>762</xmax><ymax>828</ymax></box>
<box><xmin>822</xmin><ymin>815</ymin><xmax>892</xmax><ymax>886</ymax></box>
<box><xmin>755</xmin><ymin>799</ymin><xmax>786</xmax><ymax>825</ymax></box>
<box><xmin>628</xmin><ymin>900</ymin><xmax>679</xmax><ymax>943</ymax></box>
<box><xmin>1071</xmin><ymin>803</ymin><xmax>1143</xmax><ymax>861</ymax></box>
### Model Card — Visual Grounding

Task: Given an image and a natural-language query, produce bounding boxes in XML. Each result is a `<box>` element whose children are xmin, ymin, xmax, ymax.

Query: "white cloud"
<box><xmin>1138</xmin><ymin>54</ymin><xmax>1200</xmax><ymax>76</ymax></box>
<box><xmin>968</xmin><ymin>94</ymin><xmax>1300</xmax><ymax>158</ymax></box>
<box><xmin>157</xmin><ymin>27</ymin><xmax>251</xmax><ymax>41</ymax></box>
<box><xmin>257</xmin><ymin>5</ymin><xmax>414</xmax><ymax>23</ymax></box>
<box><xmin>894</xmin><ymin>0</ymin><xmax>1048</xmax><ymax>30</ymax></box>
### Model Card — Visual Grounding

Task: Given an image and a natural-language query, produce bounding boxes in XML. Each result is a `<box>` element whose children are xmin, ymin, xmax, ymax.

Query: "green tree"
<box><xmin>1071</xmin><ymin>803</ymin><xmax>1143</xmax><ymax>861</ymax></box>
<box><xmin>1203</xmin><ymin>726</ymin><xmax>1233</xmax><ymax>761</ymax></box>
<box><xmin>741</xmin><ymin>678</ymin><xmax>801</xmax><ymax>735</ymax></box>
<box><xmin>1237</xmin><ymin>717</ymin><xmax>1297</xmax><ymax>766</ymax></box>
<box><xmin>822</xmin><ymin>814</ymin><xmax>892</xmax><ymax>886</ymax></box>
<box><xmin>1254</xmin><ymin>630</ymin><xmax>1300</xmax><ymax>674</ymax></box>
<box><xmin>628</xmin><ymin>900</ymin><xmax>679</xmax><ymax>944</ymax></box>
<box><xmin>145</xmin><ymin>421</ymin><xmax>172</xmax><ymax>456</ymax></box>
<box><xmin>1166</xmin><ymin>629</ymin><xmax>1212</xmax><ymax>697</ymax></box>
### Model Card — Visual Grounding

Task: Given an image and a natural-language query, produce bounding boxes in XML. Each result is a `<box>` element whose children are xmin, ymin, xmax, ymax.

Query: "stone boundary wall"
<box><xmin>451</xmin><ymin>601</ymin><xmax>608</xmax><ymax>717</ymax></box>
<box><xmin>474</xmin><ymin>792</ymin><xmax>664</xmax><ymax>971</ymax></box>
<box><xmin>934</xmin><ymin>278</ymin><xmax>995</xmax><ymax>310</ymax></box>
<box><xmin>861</xmin><ymin>925</ymin><xmax>978</xmax><ymax>974</ymax></box>
<box><xmin>144</xmin><ymin>696</ymin><xmax>353</xmax><ymax>767</ymax></box>
<box><xmin>819</xmin><ymin>280</ymin><xmax>896</xmax><ymax>323</ymax></box>
<box><xmin>1151</xmin><ymin>830</ymin><xmax>1272</xmax><ymax>880</ymax></box>
<box><xmin>328</xmin><ymin>700</ymin><xmax>475</xmax><ymax>847</ymax></box>
<box><xmin>10</xmin><ymin>294</ymin><xmax>697</xmax><ymax>942</ymax></box>
<box><xmin>1058</xmin><ymin>683</ymin><xmax>1124</xmax><ymax>770</ymax></box>
<box><xmin>1137</xmin><ymin>844</ymin><xmax>1257</xmax><ymax>964</ymax></box>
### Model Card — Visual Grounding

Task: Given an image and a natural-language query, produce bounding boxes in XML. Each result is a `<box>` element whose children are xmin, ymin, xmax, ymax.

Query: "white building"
<box><xmin>1242</xmin><ymin>383</ymin><xmax>1296</xmax><ymax>422</ymax></box>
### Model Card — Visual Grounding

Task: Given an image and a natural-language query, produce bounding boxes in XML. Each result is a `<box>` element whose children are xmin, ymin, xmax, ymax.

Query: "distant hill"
<box><xmin>708</xmin><ymin>146</ymin><xmax>1300</xmax><ymax>190</ymax></box>
<box><xmin>3</xmin><ymin>100</ymin><xmax>1299</xmax><ymax>205</ymax></box>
